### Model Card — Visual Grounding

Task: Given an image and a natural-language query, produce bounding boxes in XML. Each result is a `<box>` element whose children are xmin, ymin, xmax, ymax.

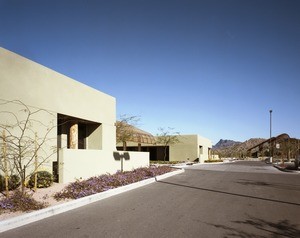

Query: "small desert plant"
<box><xmin>0</xmin><ymin>174</ymin><xmax>21</xmax><ymax>192</ymax></box>
<box><xmin>0</xmin><ymin>190</ymin><xmax>47</xmax><ymax>212</ymax></box>
<box><xmin>204</xmin><ymin>159</ymin><xmax>223</xmax><ymax>163</ymax></box>
<box><xmin>28</xmin><ymin>171</ymin><xmax>53</xmax><ymax>189</ymax></box>
<box><xmin>150</xmin><ymin>161</ymin><xmax>180</xmax><ymax>164</ymax></box>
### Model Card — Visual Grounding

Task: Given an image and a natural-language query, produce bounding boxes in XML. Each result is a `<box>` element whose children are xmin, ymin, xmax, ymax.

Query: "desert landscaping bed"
<box><xmin>0</xmin><ymin>166</ymin><xmax>175</xmax><ymax>221</ymax></box>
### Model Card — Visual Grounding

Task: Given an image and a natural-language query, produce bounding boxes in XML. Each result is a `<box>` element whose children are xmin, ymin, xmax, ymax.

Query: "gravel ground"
<box><xmin>0</xmin><ymin>183</ymin><xmax>70</xmax><ymax>221</ymax></box>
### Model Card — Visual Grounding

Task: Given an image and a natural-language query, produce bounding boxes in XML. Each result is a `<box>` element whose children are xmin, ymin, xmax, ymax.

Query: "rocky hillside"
<box><xmin>212</xmin><ymin>138</ymin><xmax>266</xmax><ymax>158</ymax></box>
<box><xmin>213</xmin><ymin>139</ymin><xmax>241</xmax><ymax>150</ymax></box>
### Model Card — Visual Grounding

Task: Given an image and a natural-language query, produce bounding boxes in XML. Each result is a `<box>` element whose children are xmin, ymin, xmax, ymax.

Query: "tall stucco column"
<box><xmin>70</xmin><ymin>123</ymin><xmax>78</xmax><ymax>149</ymax></box>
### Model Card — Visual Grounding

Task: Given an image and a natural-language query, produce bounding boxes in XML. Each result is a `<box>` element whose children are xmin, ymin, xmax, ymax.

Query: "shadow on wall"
<box><xmin>113</xmin><ymin>152</ymin><xmax>130</xmax><ymax>161</ymax></box>
<box><xmin>206</xmin><ymin>215</ymin><xmax>300</xmax><ymax>238</ymax></box>
<box><xmin>113</xmin><ymin>151</ymin><xmax>130</xmax><ymax>172</ymax></box>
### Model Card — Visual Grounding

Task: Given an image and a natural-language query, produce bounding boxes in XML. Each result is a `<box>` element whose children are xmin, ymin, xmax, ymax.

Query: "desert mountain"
<box><xmin>213</xmin><ymin>139</ymin><xmax>241</xmax><ymax>150</ymax></box>
<box><xmin>213</xmin><ymin>138</ymin><xmax>266</xmax><ymax>158</ymax></box>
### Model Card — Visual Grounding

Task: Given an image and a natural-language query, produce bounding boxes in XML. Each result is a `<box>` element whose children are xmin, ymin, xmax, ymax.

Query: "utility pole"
<box><xmin>269</xmin><ymin>110</ymin><xmax>273</xmax><ymax>163</ymax></box>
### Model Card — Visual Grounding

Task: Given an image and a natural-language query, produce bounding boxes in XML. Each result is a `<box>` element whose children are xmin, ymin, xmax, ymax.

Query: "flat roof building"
<box><xmin>0</xmin><ymin>47</ymin><xmax>149</xmax><ymax>183</ymax></box>
<box><xmin>118</xmin><ymin>133</ymin><xmax>212</xmax><ymax>163</ymax></box>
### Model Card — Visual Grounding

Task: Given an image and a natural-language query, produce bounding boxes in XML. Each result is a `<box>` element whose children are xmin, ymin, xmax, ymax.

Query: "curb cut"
<box><xmin>0</xmin><ymin>169</ymin><xmax>184</xmax><ymax>233</ymax></box>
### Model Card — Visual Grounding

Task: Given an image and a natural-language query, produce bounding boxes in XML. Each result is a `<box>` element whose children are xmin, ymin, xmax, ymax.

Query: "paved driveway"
<box><xmin>189</xmin><ymin>160</ymin><xmax>284</xmax><ymax>173</ymax></box>
<box><xmin>2</xmin><ymin>161</ymin><xmax>300</xmax><ymax>237</ymax></box>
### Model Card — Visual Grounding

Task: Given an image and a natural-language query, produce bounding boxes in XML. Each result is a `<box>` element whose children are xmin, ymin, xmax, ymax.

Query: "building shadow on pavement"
<box><xmin>205</xmin><ymin>215</ymin><xmax>300</xmax><ymax>238</ymax></box>
<box><xmin>236</xmin><ymin>179</ymin><xmax>300</xmax><ymax>192</ymax></box>
<box><xmin>157</xmin><ymin>181</ymin><xmax>300</xmax><ymax>207</ymax></box>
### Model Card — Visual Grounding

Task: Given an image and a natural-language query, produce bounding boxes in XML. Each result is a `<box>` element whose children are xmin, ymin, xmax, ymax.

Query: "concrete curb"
<box><xmin>171</xmin><ymin>161</ymin><xmax>235</xmax><ymax>168</ymax></box>
<box><xmin>273</xmin><ymin>165</ymin><xmax>300</xmax><ymax>173</ymax></box>
<box><xmin>0</xmin><ymin>169</ymin><xmax>184</xmax><ymax>233</ymax></box>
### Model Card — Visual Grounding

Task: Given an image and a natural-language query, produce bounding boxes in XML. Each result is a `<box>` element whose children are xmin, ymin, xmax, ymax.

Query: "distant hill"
<box><xmin>212</xmin><ymin>138</ymin><xmax>266</xmax><ymax>158</ymax></box>
<box><xmin>213</xmin><ymin>139</ymin><xmax>241</xmax><ymax>150</ymax></box>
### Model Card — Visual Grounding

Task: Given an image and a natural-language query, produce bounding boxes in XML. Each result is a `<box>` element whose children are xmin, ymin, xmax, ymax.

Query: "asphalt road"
<box><xmin>2</xmin><ymin>161</ymin><xmax>300</xmax><ymax>237</ymax></box>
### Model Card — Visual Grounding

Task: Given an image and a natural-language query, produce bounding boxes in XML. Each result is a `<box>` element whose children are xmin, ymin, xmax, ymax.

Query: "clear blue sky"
<box><xmin>1</xmin><ymin>0</ymin><xmax>299</xmax><ymax>144</ymax></box>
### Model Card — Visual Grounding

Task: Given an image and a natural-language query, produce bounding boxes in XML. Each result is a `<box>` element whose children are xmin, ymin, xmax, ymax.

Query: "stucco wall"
<box><xmin>169</xmin><ymin>135</ymin><xmax>199</xmax><ymax>162</ymax></box>
<box><xmin>169</xmin><ymin>135</ymin><xmax>212</xmax><ymax>162</ymax></box>
<box><xmin>0</xmin><ymin>100</ymin><xmax>57</xmax><ymax>177</ymax></box>
<box><xmin>0</xmin><ymin>48</ymin><xmax>116</xmax><ymax>151</ymax></box>
<box><xmin>123</xmin><ymin>134</ymin><xmax>212</xmax><ymax>163</ymax></box>
<box><xmin>0</xmin><ymin>48</ymin><xmax>115</xmax><ymax>125</ymax></box>
<box><xmin>197</xmin><ymin>135</ymin><xmax>212</xmax><ymax>163</ymax></box>
<box><xmin>0</xmin><ymin>48</ymin><xmax>120</xmax><ymax>182</ymax></box>
<box><xmin>58</xmin><ymin>149</ymin><xmax>149</xmax><ymax>183</ymax></box>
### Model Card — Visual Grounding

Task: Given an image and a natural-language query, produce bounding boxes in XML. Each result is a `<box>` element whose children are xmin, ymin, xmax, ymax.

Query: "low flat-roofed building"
<box><xmin>0</xmin><ymin>47</ymin><xmax>149</xmax><ymax>183</ymax></box>
<box><xmin>117</xmin><ymin>131</ymin><xmax>212</xmax><ymax>163</ymax></box>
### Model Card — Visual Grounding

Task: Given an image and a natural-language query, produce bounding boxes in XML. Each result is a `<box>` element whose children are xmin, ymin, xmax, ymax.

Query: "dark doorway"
<box><xmin>78</xmin><ymin>123</ymin><xmax>86</xmax><ymax>149</ymax></box>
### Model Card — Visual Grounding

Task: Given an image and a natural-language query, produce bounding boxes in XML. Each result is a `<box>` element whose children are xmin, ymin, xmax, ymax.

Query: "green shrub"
<box><xmin>28</xmin><ymin>171</ymin><xmax>53</xmax><ymax>188</ymax></box>
<box><xmin>9</xmin><ymin>174</ymin><xmax>21</xmax><ymax>190</ymax></box>
<box><xmin>0</xmin><ymin>174</ymin><xmax>21</xmax><ymax>192</ymax></box>
<box><xmin>204</xmin><ymin>159</ymin><xmax>223</xmax><ymax>163</ymax></box>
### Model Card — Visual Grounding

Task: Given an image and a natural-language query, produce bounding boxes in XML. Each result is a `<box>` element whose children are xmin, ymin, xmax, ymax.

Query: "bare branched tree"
<box><xmin>116</xmin><ymin>114</ymin><xmax>140</xmax><ymax>151</ymax></box>
<box><xmin>0</xmin><ymin>99</ymin><xmax>56</xmax><ymax>194</ymax></box>
<box><xmin>156</xmin><ymin>127</ymin><xmax>180</xmax><ymax>161</ymax></box>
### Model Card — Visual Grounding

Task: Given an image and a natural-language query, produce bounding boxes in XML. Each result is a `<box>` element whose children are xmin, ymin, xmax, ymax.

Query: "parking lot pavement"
<box><xmin>1</xmin><ymin>161</ymin><xmax>299</xmax><ymax>238</ymax></box>
<box><xmin>187</xmin><ymin>160</ymin><xmax>284</xmax><ymax>174</ymax></box>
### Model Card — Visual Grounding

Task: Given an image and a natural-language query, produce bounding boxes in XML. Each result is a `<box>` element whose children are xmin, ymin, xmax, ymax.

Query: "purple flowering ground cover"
<box><xmin>0</xmin><ymin>166</ymin><xmax>174</xmax><ymax>214</ymax></box>
<box><xmin>54</xmin><ymin>166</ymin><xmax>174</xmax><ymax>200</ymax></box>
<box><xmin>0</xmin><ymin>190</ymin><xmax>46</xmax><ymax>212</ymax></box>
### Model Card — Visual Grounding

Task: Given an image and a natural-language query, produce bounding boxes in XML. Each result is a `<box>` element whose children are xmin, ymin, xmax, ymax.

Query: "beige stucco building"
<box><xmin>169</xmin><ymin>135</ymin><xmax>212</xmax><ymax>163</ymax></box>
<box><xmin>119</xmin><ymin>134</ymin><xmax>212</xmax><ymax>163</ymax></box>
<box><xmin>0</xmin><ymin>47</ymin><xmax>149</xmax><ymax>183</ymax></box>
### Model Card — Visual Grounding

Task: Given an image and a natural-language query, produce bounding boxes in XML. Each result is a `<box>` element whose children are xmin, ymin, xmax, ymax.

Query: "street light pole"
<box><xmin>269</xmin><ymin>109</ymin><xmax>273</xmax><ymax>163</ymax></box>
